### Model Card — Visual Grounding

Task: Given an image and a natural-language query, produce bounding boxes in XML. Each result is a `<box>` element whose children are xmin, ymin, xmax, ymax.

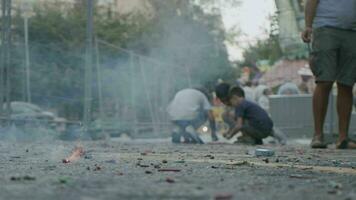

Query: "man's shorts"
<box><xmin>310</xmin><ymin>27</ymin><xmax>356</xmax><ymax>86</ymax></box>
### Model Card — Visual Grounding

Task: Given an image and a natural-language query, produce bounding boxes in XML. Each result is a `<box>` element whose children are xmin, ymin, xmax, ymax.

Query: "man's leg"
<box><xmin>271</xmin><ymin>128</ymin><xmax>287</xmax><ymax>145</ymax></box>
<box><xmin>239</xmin><ymin>126</ymin><xmax>267</xmax><ymax>145</ymax></box>
<box><xmin>185</xmin><ymin>125</ymin><xmax>204</xmax><ymax>144</ymax></box>
<box><xmin>336</xmin><ymin>83</ymin><xmax>356</xmax><ymax>148</ymax></box>
<box><xmin>192</xmin><ymin>111</ymin><xmax>218</xmax><ymax>141</ymax></box>
<box><xmin>171</xmin><ymin>124</ymin><xmax>182</xmax><ymax>143</ymax></box>
<box><xmin>311</xmin><ymin>82</ymin><xmax>333</xmax><ymax>148</ymax></box>
<box><xmin>174</xmin><ymin>121</ymin><xmax>196</xmax><ymax>143</ymax></box>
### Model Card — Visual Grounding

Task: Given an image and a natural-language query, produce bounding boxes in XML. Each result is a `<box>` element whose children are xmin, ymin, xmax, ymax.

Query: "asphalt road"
<box><xmin>0</xmin><ymin>138</ymin><xmax>356</xmax><ymax>200</ymax></box>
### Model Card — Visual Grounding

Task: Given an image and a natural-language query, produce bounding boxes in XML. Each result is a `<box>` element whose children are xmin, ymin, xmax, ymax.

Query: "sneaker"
<box><xmin>254</xmin><ymin>138</ymin><xmax>263</xmax><ymax>145</ymax></box>
<box><xmin>211</xmin><ymin>134</ymin><xmax>219</xmax><ymax>142</ymax></box>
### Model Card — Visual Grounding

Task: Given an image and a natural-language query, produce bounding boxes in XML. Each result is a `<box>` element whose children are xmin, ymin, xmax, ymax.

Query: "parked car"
<box><xmin>4</xmin><ymin>101</ymin><xmax>64</xmax><ymax>129</ymax></box>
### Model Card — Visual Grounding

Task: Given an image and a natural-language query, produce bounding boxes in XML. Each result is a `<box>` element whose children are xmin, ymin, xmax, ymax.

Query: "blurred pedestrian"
<box><xmin>254</xmin><ymin>79</ymin><xmax>268</xmax><ymax>102</ymax></box>
<box><xmin>258</xmin><ymin>88</ymin><xmax>272</xmax><ymax>113</ymax></box>
<box><xmin>242</xmin><ymin>81</ymin><xmax>255</xmax><ymax>102</ymax></box>
<box><xmin>298</xmin><ymin>65</ymin><xmax>315</xmax><ymax>94</ymax></box>
<box><xmin>302</xmin><ymin>0</ymin><xmax>356</xmax><ymax>149</ymax></box>
<box><xmin>277</xmin><ymin>80</ymin><xmax>301</xmax><ymax>95</ymax></box>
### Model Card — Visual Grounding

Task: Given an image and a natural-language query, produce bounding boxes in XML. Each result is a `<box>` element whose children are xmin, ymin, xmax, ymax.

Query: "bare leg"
<box><xmin>171</xmin><ymin>125</ymin><xmax>182</xmax><ymax>143</ymax></box>
<box><xmin>336</xmin><ymin>83</ymin><xmax>356</xmax><ymax>148</ymax></box>
<box><xmin>311</xmin><ymin>82</ymin><xmax>333</xmax><ymax>147</ymax></box>
<box><xmin>313</xmin><ymin>82</ymin><xmax>333</xmax><ymax>137</ymax></box>
<box><xmin>272</xmin><ymin>128</ymin><xmax>287</xmax><ymax>145</ymax></box>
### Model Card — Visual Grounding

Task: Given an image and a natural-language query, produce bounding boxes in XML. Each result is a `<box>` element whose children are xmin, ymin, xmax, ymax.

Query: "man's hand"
<box><xmin>302</xmin><ymin>0</ymin><xmax>319</xmax><ymax>43</ymax></box>
<box><xmin>301</xmin><ymin>27</ymin><xmax>313</xmax><ymax>43</ymax></box>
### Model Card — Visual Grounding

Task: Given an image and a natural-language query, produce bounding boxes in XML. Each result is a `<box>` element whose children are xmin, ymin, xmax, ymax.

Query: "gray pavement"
<box><xmin>0</xmin><ymin>138</ymin><xmax>356</xmax><ymax>200</ymax></box>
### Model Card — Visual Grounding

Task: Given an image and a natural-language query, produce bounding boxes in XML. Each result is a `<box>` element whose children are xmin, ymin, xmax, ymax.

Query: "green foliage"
<box><xmin>241</xmin><ymin>37</ymin><xmax>283</xmax><ymax>67</ymax></box>
<box><xmin>9</xmin><ymin>0</ymin><xmax>235</xmax><ymax>121</ymax></box>
<box><xmin>239</xmin><ymin>14</ymin><xmax>283</xmax><ymax>68</ymax></box>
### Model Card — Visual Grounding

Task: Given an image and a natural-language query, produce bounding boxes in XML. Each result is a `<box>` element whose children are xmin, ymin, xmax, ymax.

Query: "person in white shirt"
<box><xmin>167</xmin><ymin>87</ymin><xmax>218</xmax><ymax>144</ymax></box>
<box><xmin>258</xmin><ymin>88</ymin><xmax>272</xmax><ymax>113</ymax></box>
<box><xmin>277</xmin><ymin>80</ymin><xmax>301</xmax><ymax>95</ymax></box>
<box><xmin>254</xmin><ymin>82</ymin><xmax>268</xmax><ymax>103</ymax></box>
<box><xmin>242</xmin><ymin>81</ymin><xmax>255</xmax><ymax>102</ymax></box>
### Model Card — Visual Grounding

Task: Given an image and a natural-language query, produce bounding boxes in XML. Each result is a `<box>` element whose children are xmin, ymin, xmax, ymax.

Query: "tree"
<box><xmin>9</xmin><ymin>0</ymin><xmax>236</xmax><ymax>122</ymax></box>
<box><xmin>9</xmin><ymin>1</ymin><xmax>145</xmax><ymax>120</ymax></box>
<box><xmin>239</xmin><ymin>14</ymin><xmax>283</xmax><ymax>68</ymax></box>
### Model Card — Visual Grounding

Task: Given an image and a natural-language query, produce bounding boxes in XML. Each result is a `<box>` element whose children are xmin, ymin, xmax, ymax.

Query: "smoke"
<box><xmin>93</xmin><ymin>1</ymin><xmax>233</xmax><ymax>138</ymax></box>
<box><xmin>2</xmin><ymin>0</ymin><xmax>233</xmax><ymax>140</ymax></box>
<box><xmin>0</xmin><ymin>124</ymin><xmax>58</xmax><ymax>142</ymax></box>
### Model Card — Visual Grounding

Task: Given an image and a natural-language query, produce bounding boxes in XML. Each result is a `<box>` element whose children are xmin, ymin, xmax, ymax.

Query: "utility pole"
<box><xmin>138</xmin><ymin>58</ymin><xmax>159</xmax><ymax>134</ymax></box>
<box><xmin>4</xmin><ymin>0</ymin><xmax>11</xmax><ymax>118</ymax></box>
<box><xmin>83</xmin><ymin>0</ymin><xmax>94</xmax><ymax>131</ymax></box>
<box><xmin>0</xmin><ymin>0</ymin><xmax>7</xmax><ymax>117</ymax></box>
<box><xmin>184</xmin><ymin>63</ymin><xmax>192</xmax><ymax>87</ymax></box>
<box><xmin>22</xmin><ymin>2</ymin><xmax>33</xmax><ymax>103</ymax></box>
<box><xmin>94</xmin><ymin>37</ymin><xmax>104</xmax><ymax>121</ymax></box>
<box><xmin>129</xmin><ymin>52</ymin><xmax>137</xmax><ymax>135</ymax></box>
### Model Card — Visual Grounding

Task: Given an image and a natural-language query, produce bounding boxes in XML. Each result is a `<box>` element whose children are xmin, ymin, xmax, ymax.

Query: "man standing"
<box><xmin>302</xmin><ymin>0</ymin><xmax>356</xmax><ymax>149</ymax></box>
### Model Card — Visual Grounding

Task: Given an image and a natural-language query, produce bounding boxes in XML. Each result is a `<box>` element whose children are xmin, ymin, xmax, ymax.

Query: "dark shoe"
<box><xmin>336</xmin><ymin>139</ymin><xmax>356</xmax><ymax>149</ymax></box>
<box><xmin>254</xmin><ymin>138</ymin><xmax>263</xmax><ymax>145</ymax></box>
<box><xmin>184</xmin><ymin>140</ymin><xmax>197</xmax><ymax>144</ymax></box>
<box><xmin>211</xmin><ymin>134</ymin><xmax>219</xmax><ymax>142</ymax></box>
<box><xmin>310</xmin><ymin>136</ymin><xmax>327</xmax><ymax>149</ymax></box>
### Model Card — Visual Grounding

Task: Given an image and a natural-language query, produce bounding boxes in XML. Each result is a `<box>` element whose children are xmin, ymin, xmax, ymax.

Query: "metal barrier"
<box><xmin>269</xmin><ymin>94</ymin><xmax>356</xmax><ymax>137</ymax></box>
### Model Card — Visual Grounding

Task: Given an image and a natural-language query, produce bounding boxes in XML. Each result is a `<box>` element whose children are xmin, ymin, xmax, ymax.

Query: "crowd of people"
<box><xmin>165</xmin><ymin>0</ymin><xmax>356</xmax><ymax>149</ymax></box>
<box><xmin>166</xmin><ymin>82</ymin><xmax>287</xmax><ymax>146</ymax></box>
<box><xmin>165</xmin><ymin>76</ymin><xmax>355</xmax><ymax>148</ymax></box>
<box><xmin>238</xmin><ymin>79</ymin><xmax>304</xmax><ymax>114</ymax></box>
